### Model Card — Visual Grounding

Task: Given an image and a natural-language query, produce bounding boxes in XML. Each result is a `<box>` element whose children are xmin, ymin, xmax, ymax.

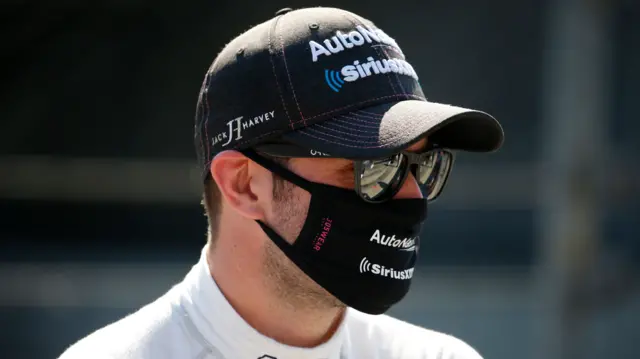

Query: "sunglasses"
<box><xmin>252</xmin><ymin>142</ymin><xmax>455</xmax><ymax>203</ymax></box>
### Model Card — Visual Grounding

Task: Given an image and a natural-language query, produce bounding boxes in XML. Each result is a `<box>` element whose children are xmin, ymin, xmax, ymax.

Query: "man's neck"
<box><xmin>207</xmin><ymin>246</ymin><xmax>346</xmax><ymax>348</ymax></box>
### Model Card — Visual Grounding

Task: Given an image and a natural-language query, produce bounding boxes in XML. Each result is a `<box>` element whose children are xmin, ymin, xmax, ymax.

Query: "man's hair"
<box><xmin>202</xmin><ymin>155</ymin><xmax>290</xmax><ymax>246</ymax></box>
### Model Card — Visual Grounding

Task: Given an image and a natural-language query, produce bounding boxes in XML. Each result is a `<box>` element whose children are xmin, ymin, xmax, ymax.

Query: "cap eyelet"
<box><xmin>309</xmin><ymin>23</ymin><xmax>319</xmax><ymax>30</ymax></box>
<box><xmin>236</xmin><ymin>48</ymin><xmax>244</xmax><ymax>56</ymax></box>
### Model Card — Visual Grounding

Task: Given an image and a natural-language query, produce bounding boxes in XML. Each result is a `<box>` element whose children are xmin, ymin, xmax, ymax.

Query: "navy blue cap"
<box><xmin>194</xmin><ymin>7</ymin><xmax>504</xmax><ymax>178</ymax></box>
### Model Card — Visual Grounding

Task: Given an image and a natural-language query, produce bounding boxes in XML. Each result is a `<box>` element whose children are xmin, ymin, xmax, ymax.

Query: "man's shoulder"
<box><xmin>57</xmin><ymin>289</ymin><xmax>198</xmax><ymax>359</ymax></box>
<box><xmin>345</xmin><ymin>309</ymin><xmax>483</xmax><ymax>359</ymax></box>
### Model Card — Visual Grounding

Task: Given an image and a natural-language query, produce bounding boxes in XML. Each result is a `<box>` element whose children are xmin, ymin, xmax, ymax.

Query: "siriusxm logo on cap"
<box><xmin>324</xmin><ymin>69</ymin><xmax>345</xmax><ymax>92</ymax></box>
<box><xmin>324</xmin><ymin>56</ymin><xmax>419</xmax><ymax>92</ymax></box>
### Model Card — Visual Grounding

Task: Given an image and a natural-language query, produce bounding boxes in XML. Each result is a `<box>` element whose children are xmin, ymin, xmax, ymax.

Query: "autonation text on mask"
<box><xmin>369</xmin><ymin>229</ymin><xmax>417</xmax><ymax>251</ymax></box>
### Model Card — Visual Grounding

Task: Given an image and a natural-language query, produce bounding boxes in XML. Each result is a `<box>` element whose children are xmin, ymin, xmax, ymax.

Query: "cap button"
<box><xmin>275</xmin><ymin>7</ymin><xmax>293</xmax><ymax>16</ymax></box>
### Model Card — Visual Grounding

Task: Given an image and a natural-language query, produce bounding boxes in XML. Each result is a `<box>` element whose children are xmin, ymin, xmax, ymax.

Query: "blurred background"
<box><xmin>1</xmin><ymin>0</ymin><xmax>638</xmax><ymax>358</ymax></box>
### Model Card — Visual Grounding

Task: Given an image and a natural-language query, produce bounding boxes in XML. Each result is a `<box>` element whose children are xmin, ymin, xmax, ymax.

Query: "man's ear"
<box><xmin>209</xmin><ymin>150</ymin><xmax>267</xmax><ymax>220</ymax></box>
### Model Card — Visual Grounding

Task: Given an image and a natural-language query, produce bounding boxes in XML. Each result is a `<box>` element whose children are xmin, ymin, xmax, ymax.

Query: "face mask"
<box><xmin>242</xmin><ymin>149</ymin><xmax>428</xmax><ymax>315</ymax></box>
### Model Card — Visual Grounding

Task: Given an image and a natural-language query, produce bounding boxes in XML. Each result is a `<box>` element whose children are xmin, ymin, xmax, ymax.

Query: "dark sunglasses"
<box><xmin>252</xmin><ymin>142</ymin><xmax>455</xmax><ymax>203</ymax></box>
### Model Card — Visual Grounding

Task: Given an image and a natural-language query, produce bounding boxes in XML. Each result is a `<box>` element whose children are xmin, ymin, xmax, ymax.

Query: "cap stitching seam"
<box><xmin>203</xmin><ymin>73</ymin><xmax>212</xmax><ymax>163</ymax></box>
<box><xmin>309</xmin><ymin>122</ymin><xmax>389</xmax><ymax>139</ymax></box>
<box><xmin>377</xmin><ymin>43</ymin><xmax>407</xmax><ymax>94</ymax></box>
<box><xmin>334</xmin><ymin>116</ymin><xmax>388</xmax><ymax>128</ymax></box>
<box><xmin>298</xmin><ymin>125</ymin><xmax>436</xmax><ymax>147</ymax></box>
<box><xmin>302</xmin><ymin>129</ymin><xmax>383</xmax><ymax>144</ymax></box>
<box><xmin>293</xmin><ymin>94</ymin><xmax>424</xmax><ymax>122</ymax></box>
<box><xmin>356</xmin><ymin>109</ymin><xmax>386</xmax><ymax>117</ymax></box>
<box><xmin>371</xmin><ymin>44</ymin><xmax>398</xmax><ymax>94</ymax></box>
<box><xmin>315</xmin><ymin>119</ymin><xmax>384</xmax><ymax>134</ymax></box>
<box><xmin>341</xmin><ymin>14</ymin><xmax>401</xmax><ymax>95</ymax></box>
<box><xmin>196</xmin><ymin>96</ymin><xmax>205</xmax><ymax>164</ymax></box>
<box><xmin>268</xmin><ymin>17</ymin><xmax>293</xmax><ymax>128</ymax></box>
<box><xmin>342</xmin><ymin>111</ymin><xmax>385</xmax><ymax>120</ymax></box>
<box><xmin>279</xmin><ymin>29</ymin><xmax>305</xmax><ymax>125</ymax></box>
<box><xmin>298</xmin><ymin>129</ymin><xmax>406</xmax><ymax>146</ymax></box>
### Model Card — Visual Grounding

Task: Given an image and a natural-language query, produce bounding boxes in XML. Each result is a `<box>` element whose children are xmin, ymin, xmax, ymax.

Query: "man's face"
<box><xmin>260</xmin><ymin>139</ymin><xmax>427</xmax><ymax>309</ymax></box>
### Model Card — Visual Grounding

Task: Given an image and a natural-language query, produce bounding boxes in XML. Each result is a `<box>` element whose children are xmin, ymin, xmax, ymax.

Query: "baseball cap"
<box><xmin>194</xmin><ymin>7</ymin><xmax>504</xmax><ymax>178</ymax></box>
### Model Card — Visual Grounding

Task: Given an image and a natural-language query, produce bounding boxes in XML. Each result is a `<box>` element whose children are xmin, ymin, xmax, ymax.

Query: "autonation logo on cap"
<box><xmin>309</xmin><ymin>25</ymin><xmax>419</xmax><ymax>92</ymax></box>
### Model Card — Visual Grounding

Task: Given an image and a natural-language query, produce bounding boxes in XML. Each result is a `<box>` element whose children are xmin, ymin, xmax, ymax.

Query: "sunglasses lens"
<box><xmin>359</xmin><ymin>153</ymin><xmax>407</xmax><ymax>201</ymax></box>
<box><xmin>417</xmin><ymin>150</ymin><xmax>453</xmax><ymax>200</ymax></box>
<box><xmin>358</xmin><ymin>150</ymin><xmax>453</xmax><ymax>202</ymax></box>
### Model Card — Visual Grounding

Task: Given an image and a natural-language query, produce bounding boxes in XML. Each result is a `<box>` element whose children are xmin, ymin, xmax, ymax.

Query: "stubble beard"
<box><xmin>261</xmin><ymin>178</ymin><xmax>345</xmax><ymax>312</ymax></box>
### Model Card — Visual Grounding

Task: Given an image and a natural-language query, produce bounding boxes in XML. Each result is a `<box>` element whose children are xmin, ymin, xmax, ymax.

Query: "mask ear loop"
<box><xmin>241</xmin><ymin>148</ymin><xmax>360</xmax><ymax>198</ymax></box>
<box><xmin>240</xmin><ymin>149</ymin><xmax>308</xmax><ymax>251</ymax></box>
<box><xmin>240</xmin><ymin>148</ymin><xmax>314</xmax><ymax>192</ymax></box>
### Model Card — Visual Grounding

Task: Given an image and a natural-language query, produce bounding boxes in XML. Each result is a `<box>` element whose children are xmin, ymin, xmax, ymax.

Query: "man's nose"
<box><xmin>393</xmin><ymin>170</ymin><xmax>423</xmax><ymax>199</ymax></box>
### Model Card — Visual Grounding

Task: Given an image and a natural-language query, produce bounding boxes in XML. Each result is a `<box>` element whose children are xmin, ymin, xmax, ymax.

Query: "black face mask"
<box><xmin>242</xmin><ymin>149</ymin><xmax>429</xmax><ymax>315</ymax></box>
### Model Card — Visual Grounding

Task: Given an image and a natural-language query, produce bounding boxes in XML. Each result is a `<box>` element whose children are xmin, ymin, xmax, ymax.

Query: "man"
<box><xmin>59</xmin><ymin>6</ymin><xmax>504</xmax><ymax>359</ymax></box>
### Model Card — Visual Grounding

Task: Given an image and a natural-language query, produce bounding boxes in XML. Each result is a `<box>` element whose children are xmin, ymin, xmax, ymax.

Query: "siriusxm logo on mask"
<box><xmin>370</xmin><ymin>229</ymin><xmax>417</xmax><ymax>251</ymax></box>
<box><xmin>359</xmin><ymin>257</ymin><xmax>414</xmax><ymax>280</ymax></box>
<box><xmin>324</xmin><ymin>56</ymin><xmax>419</xmax><ymax>92</ymax></box>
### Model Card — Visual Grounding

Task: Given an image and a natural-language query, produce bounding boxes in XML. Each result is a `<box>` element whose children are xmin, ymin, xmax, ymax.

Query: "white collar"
<box><xmin>179</xmin><ymin>245</ymin><xmax>347</xmax><ymax>359</ymax></box>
